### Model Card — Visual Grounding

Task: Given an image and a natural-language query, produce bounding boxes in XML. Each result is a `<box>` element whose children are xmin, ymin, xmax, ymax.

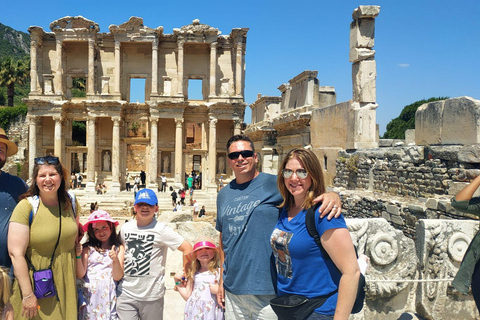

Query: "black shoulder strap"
<box><xmin>305</xmin><ymin>202</ymin><xmax>331</xmax><ymax>260</ymax></box>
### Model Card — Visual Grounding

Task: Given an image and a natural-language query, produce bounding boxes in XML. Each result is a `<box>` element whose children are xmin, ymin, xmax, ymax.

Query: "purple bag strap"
<box><xmin>25</xmin><ymin>205</ymin><xmax>62</xmax><ymax>271</ymax></box>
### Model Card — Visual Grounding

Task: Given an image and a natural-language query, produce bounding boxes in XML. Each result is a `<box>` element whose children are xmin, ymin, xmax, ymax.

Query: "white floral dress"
<box><xmin>79</xmin><ymin>247</ymin><xmax>118</xmax><ymax>320</ymax></box>
<box><xmin>184</xmin><ymin>270</ymin><xmax>224</xmax><ymax>320</ymax></box>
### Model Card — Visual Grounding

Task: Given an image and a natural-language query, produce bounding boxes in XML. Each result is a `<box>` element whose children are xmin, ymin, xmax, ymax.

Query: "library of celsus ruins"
<box><xmin>26</xmin><ymin>16</ymin><xmax>248</xmax><ymax>191</ymax></box>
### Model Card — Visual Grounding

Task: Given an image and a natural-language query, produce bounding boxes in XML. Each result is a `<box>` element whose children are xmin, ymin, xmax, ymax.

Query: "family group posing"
<box><xmin>3</xmin><ymin>130</ymin><xmax>480</xmax><ymax>320</ymax></box>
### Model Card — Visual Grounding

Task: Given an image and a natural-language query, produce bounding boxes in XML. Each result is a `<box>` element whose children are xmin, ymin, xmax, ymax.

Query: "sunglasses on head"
<box><xmin>227</xmin><ymin>150</ymin><xmax>254</xmax><ymax>160</ymax></box>
<box><xmin>282</xmin><ymin>168</ymin><xmax>308</xmax><ymax>179</ymax></box>
<box><xmin>34</xmin><ymin>156</ymin><xmax>59</xmax><ymax>165</ymax></box>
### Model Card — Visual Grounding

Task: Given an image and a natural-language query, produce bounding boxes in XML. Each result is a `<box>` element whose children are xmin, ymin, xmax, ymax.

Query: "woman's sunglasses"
<box><xmin>227</xmin><ymin>150</ymin><xmax>254</xmax><ymax>160</ymax></box>
<box><xmin>34</xmin><ymin>156</ymin><xmax>59</xmax><ymax>165</ymax></box>
<box><xmin>282</xmin><ymin>169</ymin><xmax>308</xmax><ymax>179</ymax></box>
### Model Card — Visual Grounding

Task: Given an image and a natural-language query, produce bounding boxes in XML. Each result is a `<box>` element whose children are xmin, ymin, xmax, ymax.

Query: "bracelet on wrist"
<box><xmin>76</xmin><ymin>255</ymin><xmax>81</xmax><ymax>259</ymax></box>
<box><xmin>175</xmin><ymin>281</ymin><xmax>181</xmax><ymax>285</ymax></box>
<box><xmin>22</xmin><ymin>292</ymin><xmax>34</xmax><ymax>301</ymax></box>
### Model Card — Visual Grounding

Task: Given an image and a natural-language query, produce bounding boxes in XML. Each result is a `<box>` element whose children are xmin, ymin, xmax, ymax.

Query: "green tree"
<box><xmin>382</xmin><ymin>97</ymin><xmax>449</xmax><ymax>139</ymax></box>
<box><xmin>0</xmin><ymin>56</ymin><xmax>30</xmax><ymax>107</ymax></box>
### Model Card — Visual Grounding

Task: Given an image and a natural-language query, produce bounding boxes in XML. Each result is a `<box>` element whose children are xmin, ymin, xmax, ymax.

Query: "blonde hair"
<box><xmin>277</xmin><ymin>148</ymin><xmax>326</xmax><ymax>210</ymax></box>
<box><xmin>185</xmin><ymin>249</ymin><xmax>221</xmax><ymax>281</ymax></box>
<box><xmin>0</xmin><ymin>267</ymin><xmax>11</xmax><ymax>312</ymax></box>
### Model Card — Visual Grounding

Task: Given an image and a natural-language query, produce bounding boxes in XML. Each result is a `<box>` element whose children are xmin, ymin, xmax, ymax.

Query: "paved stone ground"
<box><xmin>164</xmin><ymin>289</ymin><xmax>187</xmax><ymax>319</ymax></box>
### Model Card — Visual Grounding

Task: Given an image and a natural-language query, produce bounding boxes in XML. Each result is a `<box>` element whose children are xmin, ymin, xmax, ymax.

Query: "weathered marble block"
<box><xmin>346</xmin><ymin>218</ymin><xmax>417</xmax><ymax>320</ymax></box>
<box><xmin>416</xmin><ymin>219</ymin><xmax>479</xmax><ymax>320</ymax></box>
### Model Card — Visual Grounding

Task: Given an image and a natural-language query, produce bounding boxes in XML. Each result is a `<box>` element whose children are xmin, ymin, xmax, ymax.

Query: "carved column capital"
<box><xmin>209</xmin><ymin>117</ymin><xmax>218</xmax><ymax>128</ymax></box>
<box><xmin>86</xmin><ymin>116</ymin><xmax>97</xmax><ymax>124</ymax></box>
<box><xmin>26</xmin><ymin>115</ymin><xmax>37</xmax><ymax>124</ymax></box>
<box><xmin>177</xmin><ymin>39</ymin><xmax>185</xmax><ymax>49</ymax></box>
<box><xmin>175</xmin><ymin>118</ymin><xmax>184</xmax><ymax>127</ymax></box>
<box><xmin>52</xmin><ymin>115</ymin><xmax>63</xmax><ymax>123</ymax></box>
<box><xmin>112</xmin><ymin>116</ymin><xmax>121</xmax><ymax>123</ymax></box>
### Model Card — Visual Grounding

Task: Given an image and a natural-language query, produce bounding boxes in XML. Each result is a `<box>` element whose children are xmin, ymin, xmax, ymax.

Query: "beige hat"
<box><xmin>0</xmin><ymin>128</ymin><xmax>18</xmax><ymax>157</ymax></box>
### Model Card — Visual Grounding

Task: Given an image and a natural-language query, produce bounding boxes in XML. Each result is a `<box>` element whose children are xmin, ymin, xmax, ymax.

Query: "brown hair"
<box><xmin>277</xmin><ymin>148</ymin><xmax>326</xmax><ymax>210</ymax></box>
<box><xmin>20</xmin><ymin>156</ymin><xmax>72</xmax><ymax>208</ymax></box>
<box><xmin>84</xmin><ymin>221</ymin><xmax>122</xmax><ymax>252</ymax></box>
<box><xmin>226</xmin><ymin>134</ymin><xmax>255</xmax><ymax>153</ymax></box>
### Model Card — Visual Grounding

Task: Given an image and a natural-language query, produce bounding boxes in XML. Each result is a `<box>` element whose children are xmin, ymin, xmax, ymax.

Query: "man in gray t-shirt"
<box><xmin>216</xmin><ymin>134</ymin><xmax>341</xmax><ymax>319</ymax></box>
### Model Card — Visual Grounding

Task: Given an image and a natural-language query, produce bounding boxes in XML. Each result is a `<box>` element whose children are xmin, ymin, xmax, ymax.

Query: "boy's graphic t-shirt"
<box><xmin>118</xmin><ymin>219</ymin><xmax>184</xmax><ymax>301</ymax></box>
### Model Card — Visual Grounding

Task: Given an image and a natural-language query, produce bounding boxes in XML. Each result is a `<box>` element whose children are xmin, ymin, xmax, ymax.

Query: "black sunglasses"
<box><xmin>34</xmin><ymin>156</ymin><xmax>59</xmax><ymax>165</ymax></box>
<box><xmin>228</xmin><ymin>150</ymin><xmax>254</xmax><ymax>160</ymax></box>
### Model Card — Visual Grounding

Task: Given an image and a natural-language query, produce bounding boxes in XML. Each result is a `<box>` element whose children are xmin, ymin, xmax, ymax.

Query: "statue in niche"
<box><xmin>217</xmin><ymin>156</ymin><xmax>225</xmax><ymax>174</ymax></box>
<box><xmin>163</xmin><ymin>156</ymin><xmax>170</xmax><ymax>173</ymax></box>
<box><xmin>103</xmin><ymin>151</ymin><xmax>111</xmax><ymax>171</ymax></box>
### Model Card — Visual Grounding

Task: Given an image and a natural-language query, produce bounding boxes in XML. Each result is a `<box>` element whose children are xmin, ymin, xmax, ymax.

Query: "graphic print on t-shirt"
<box><xmin>222</xmin><ymin>194</ymin><xmax>261</xmax><ymax>236</ymax></box>
<box><xmin>271</xmin><ymin>228</ymin><xmax>293</xmax><ymax>278</ymax></box>
<box><xmin>124</xmin><ymin>233</ymin><xmax>154</xmax><ymax>276</ymax></box>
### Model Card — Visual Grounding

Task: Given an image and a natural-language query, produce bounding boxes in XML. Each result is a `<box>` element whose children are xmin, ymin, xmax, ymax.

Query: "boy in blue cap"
<box><xmin>116</xmin><ymin>189</ymin><xmax>192</xmax><ymax>319</ymax></box>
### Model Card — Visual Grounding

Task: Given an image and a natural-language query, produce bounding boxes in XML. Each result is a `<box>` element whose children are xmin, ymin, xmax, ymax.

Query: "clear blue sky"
<box><xmin>2</xmin><ymin>0</ymin><xmax>479</xmax><ymax>135</ymax></box>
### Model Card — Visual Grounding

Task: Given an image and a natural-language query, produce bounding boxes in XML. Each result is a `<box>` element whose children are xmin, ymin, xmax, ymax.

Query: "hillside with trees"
<box><xmin>382</xmin><ymin>97</ymin><xmax>449</xmax><ymax>139</ymax></box>
<box><xmin>0</xmin><ymin>22</ymin><xmax>30</xmax><ymax>125</ymax></box>
<box><xmin>0</xmin><ymin>23</ymin><xmax>30</xmax><ymax>59</ymax></box>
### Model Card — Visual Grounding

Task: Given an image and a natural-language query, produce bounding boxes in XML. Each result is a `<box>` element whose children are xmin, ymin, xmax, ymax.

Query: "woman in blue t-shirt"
<box><xmin>270</xmin><ymin>148</ymin><xmax>360</xmax><ymax>320</ymax></box>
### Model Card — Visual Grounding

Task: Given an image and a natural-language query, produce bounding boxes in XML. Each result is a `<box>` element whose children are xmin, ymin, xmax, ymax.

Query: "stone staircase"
<box><xmin>71</xmin><ymin>188</ymin><xmax>218</xmax><ymax>217</ymax></box>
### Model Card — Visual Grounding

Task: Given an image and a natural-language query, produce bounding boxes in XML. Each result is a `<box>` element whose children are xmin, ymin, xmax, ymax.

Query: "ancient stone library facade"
<box><xmin>26</xmin><ymin>16</ymin><xmax>247</xmax><ymax>191</ymax></box>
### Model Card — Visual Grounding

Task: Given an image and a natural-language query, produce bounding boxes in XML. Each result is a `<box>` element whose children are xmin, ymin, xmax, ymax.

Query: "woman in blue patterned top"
<box><xmin>271</xmin><ymin>148</ymin><xmax>360</xmax><ymax>320</ymax></box>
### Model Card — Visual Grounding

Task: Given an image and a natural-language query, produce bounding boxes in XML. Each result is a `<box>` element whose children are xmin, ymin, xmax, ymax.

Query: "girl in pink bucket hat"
<box><xmin>76</xmin><ymin>210</ymin><xmax>125</xmax><ymax>319</ymax></box>
<box><xmin>174</xmin><ymin>237</ymin><xmax>224</xmax><ymax>319</ymax></box>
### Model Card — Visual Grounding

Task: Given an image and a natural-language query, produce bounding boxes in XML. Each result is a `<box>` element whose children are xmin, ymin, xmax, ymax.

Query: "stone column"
<box><xmin>209</xmin><ymin>42</ymin><xmax>217</xmax><ymax>97</ymax></box>
<box><xmin>114</xmin><ymin>40</ymin><xmax>121</xmax><ymax>95</ymax></box>
<box><xmin>28</xmin><ymin>115</ymin><xmax>37</xmax><ymax>177</ymax></box>
<box><xmin>233</xmin><ymin>119</ymin><xmax>242</xmax><ymax>135</ymax></box>
<box><xmin>207</xmin><ymin>116</ymin><xmax>218</xmax><ymax>190</ymax></box>
<box><xmin>85</xmin><ymin>117</ymin><xmax>96</xmax><ymax>191</ymax></box>
<box><xmin>347</xmin><ymin>5</ymin><xmax>380</xmax><ymax>150</ymax></box>
<box><xmin>55</xmin><ymin>39</ymin><xmax>63</xmax><ymax>95</ymax></box>
<box><xmin>30</xmin><ymin>39</ymin><xmax>38</xmax><ymax>94</ymax></box>
<box><xmin>174</xmin><ymin>118</ymin><xmax>184</xmax><ymax>184</ymax></box>
<box><xmin>151</xmin><ymin>39</ymin><xmax>158</xmax><ymax>96</ymax></box>
<box><xmin>53</xmin><ymin>116</ymin><xmax>63</xmax><ymax>161</ymax></box>
<box><xmin>235</xmin><ymin>42</ymin><xmax>243</xmax><ymax>96</ymax></box>
<box><xmin>177</xmin><ymin>40</ymin><xmax>184</xmax><ymax>96</ymax></box>
<box><xmin>111</xmin><ymin>116</ymin><xmax>121</xmax><ymax>192</ymax></box>
<box><xmin>87</xmin><ymin>38</ymin><xmax>95</xmax><ymax>95</ymax></box>
<box><xmin>148</xmin><ymin>117</ymin><xmax>159</xmax><ymax>188</ymax></box>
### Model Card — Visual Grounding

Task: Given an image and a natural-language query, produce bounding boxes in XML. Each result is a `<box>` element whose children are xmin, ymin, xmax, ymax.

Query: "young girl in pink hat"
<box><xmin>76</xmin><ymin>210</ymin><xmax>125</xmax><ymax>320</ymax></box>
<box><xmin>174</xmin><ymin>237</ymin><xmax>224</xmax><ymax>320</ymax></box>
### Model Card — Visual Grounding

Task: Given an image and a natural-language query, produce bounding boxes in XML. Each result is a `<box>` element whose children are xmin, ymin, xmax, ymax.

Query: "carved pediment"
<box><xmin>109</xmin><ymin>16</ymin><xmax>163</xmax><ymax>36</ymax></box>
<box><xmin>49</xmin><ymin>16</ymin><xmax>99</xmax><ymax>32</ymax></box>
<box><xmin>174</xmin><ymin>19</ymin><xmax>219</xmax><ymax>36</ymax></box>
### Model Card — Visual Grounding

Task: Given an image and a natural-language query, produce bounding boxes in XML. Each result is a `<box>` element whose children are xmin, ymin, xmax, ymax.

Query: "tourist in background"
<box><xmin>8</xmin><ymin>155</ymin><xmax>80</xmax><ymax>319</ymax></box>
<box><xmin>171</xmin><ymin>189</ymin><xmax>178</xmax><ymax>207</ymax></box>
<box><xmin>271</xmin><ymin>148</ymin><xmax>359</xmax><ymax>319</ymax></box>
<box><xmin>198</xmin><ymin>206</ymin><xmax>206</xmax><ymax>218</ymax></box>
<box><xmin>161</xmin><ymin>173</ymin><xmax>167</xmax><ymax>192</ymax></box>
<box><xmin>0</xmin><ymin>128</ymin><xmax>28</xmax><ymax>269</ymax></box>
<box><xmin>215</xmin><ymin>134</ymin><xmax>342</xmax><ymax>319</ymax></box>
<box><xmin>116</xmin><ymin>189</ymin><xmax>192</xmax><ymax>320</ymax></box>
<box><xmin>452</xmin><ymin>174</ymin><xmax>480</xmax><ymax>313</ymax></box>
<box><xmin>140</xmin><ymin>170</ymin><xmax>146</xmax><ymax>187</ymax></box>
